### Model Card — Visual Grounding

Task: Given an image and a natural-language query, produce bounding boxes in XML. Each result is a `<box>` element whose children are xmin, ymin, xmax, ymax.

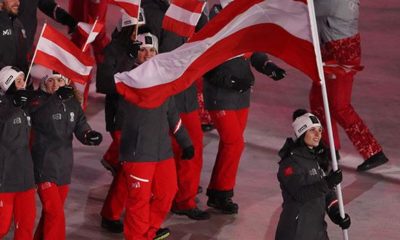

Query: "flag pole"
<box><xmin>132</xmin><ymin>1</ymin><xmax>141</xmax><ymax>40</ymax></box>
<box><xmin>306</xmin><ymin>1</ymin><xmax>349</xmax><ymax>240</ymax></box>
<box><xmin>25</xmin><ymin>23</ymin><xmax>47</xmax><ymax>89</ymax></box>
<box><xmin>82</xmin><ymin>17</ymin><xmax>99</xmax><ymax>52</ymax></box>
<box><xmin>80</xmin><ymin>18</ymin><xmax>98</xmax><ymax>111</ymax></box>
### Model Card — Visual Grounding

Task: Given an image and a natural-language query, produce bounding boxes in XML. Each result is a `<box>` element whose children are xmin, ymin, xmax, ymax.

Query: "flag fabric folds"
<box><xmin>34</xmin><ymin>24</ymin><xmax>95</xmax><ymax>84</ymax></box>
<box><xmin>162</xmin><ymin>0</ymin><xmax>206</xmax><ymax>37</ymax></box>
<box><xmin>115</xmin><ymin>0</ymin><xmax>318</xmax><ymax>108</ymax></box>
<box><xmin>77</xmin><ymin>21</ymin><xmax>105</xmax><ymax>46</ymax></box>
<box><xmin>108</xmin><ymin>0</ymin><xmax>140</xmax><ymax>18</ymax></box>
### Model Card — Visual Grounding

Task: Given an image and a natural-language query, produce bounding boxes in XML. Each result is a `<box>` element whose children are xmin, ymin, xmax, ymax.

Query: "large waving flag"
<box><xmin>33</xmin><ymin>24</ymin><xmax>95</xmax><ymax>84</ymax></box>
<box><xmin>108</xmin><ymin>0</ymin><xmax>141</xmax><ymax>18</ymax></box>
<box><xmin>162</xmin><ymin>0</ymin><xmax>206</xmax><ymax>37</ymax></box>
<box><xmin>115</xmin><ymin>0</ymin><xmax>318</xmax><ymax>108</ymax></box>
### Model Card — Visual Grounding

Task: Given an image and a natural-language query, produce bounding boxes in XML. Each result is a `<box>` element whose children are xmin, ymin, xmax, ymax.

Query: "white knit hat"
<box><xmin>292</xmin><ymin>112</ymin><xmax>322</xmax><ymax>138</ymax></box>
<box><xmin>0</xmin><ymin>66</ymin><xmax>25</xmax><ymax>93</ymax></box>
<box><xmin>137</xmin><ymin>32</ymin><xmax>159</xmax><ymax>53</ymax></box>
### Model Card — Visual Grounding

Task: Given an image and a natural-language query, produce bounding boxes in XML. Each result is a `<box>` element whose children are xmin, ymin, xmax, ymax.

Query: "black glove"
<box><xmin>328</xmin><ymin>207</ymin><xmax>351</xmax><ymax>229</ymax></box>
<box><xmin>84</xmin><ymin>130</ymin><xmax>103</xmax><ymax>146</ymax></box>
<box><xmin>263</xmin><ymin>61</ymin><xmax>286</xmax><ymax>81</ymax></box>
<box><xmin>230</xmin><ymin>76</ymin><xmax>252</xmax><ymax>93</ymax></box>
<box><xmin>181</xmin><ymin>146</ymin><xmax>195</xmax><ymax>160</ymax></box>
<box><xmin>55</xmin><ymin>7</ymin><xmax>78</xmax><ymax>34</ymax></box>
<box><xmin>325</xmin><ymin>169</ymin><xmax>343</xmax><ymax>189</ymax></box>
<box><xmin>56</xmin><ymin>86</ymin><xmax>75</xmax><ymax>100</ymax></box>
<box><xmin>12</xmin><ymin>90</ymin><xmax>31</xmax><ymax>107</ymax></box>
<box><xmin>128</xmin><ymin>40</ymin><xmax>143</xmax><ymax>59</ymax></box>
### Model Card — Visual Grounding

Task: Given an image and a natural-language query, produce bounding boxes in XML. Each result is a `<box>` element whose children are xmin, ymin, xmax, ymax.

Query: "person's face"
<box><xmin>137</xmin><ymin>47</ymin><xmax>157</xmax><ymax>64</ymax></box>
<box><xmin>2</xmin><ymin>0</ymin><xmax>20</xmax><ymax>15</ymax></box>
<box><xmin>304</xmin><ymin>126</ymin><xmax>322</xmax><ymax>148</ymax></box>
<box><xmin>45</xmin><ymin>77</ymin><xmax>66</xmax><ymax>94</ymax></box>
<box><xmin>14</xmin><ymin>74</ymin><xmax>25</xmax><ymax>90</ymax></box>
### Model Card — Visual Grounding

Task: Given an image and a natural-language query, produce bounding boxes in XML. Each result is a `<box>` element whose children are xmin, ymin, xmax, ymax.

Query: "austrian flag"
<box><xmin>77</xmin><ymin>21</ymin><xmax>105</xmax><ymax>46</ymax></box>
<box><xmin>34</xmin><ymin>24</ymin><xmax>95</xmax><ymax>84</ymax></box>
<box><xmin>115</xmin><ymin>0</ymin><xmax>318</xmax><ymax>108</ymax></box>
<box><xmin>162</xmin><ymin>0</ymin><xmax>206</xmax><ymax>37</ymax></box>
<box><xmin>108</xmin><ymin>0</ymin><xmax>140</xmax><ymax>18</ymax></box>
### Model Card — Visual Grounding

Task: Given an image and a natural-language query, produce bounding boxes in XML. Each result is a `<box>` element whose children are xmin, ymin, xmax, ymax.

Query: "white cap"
<box><xmin>0</xmin><ymin>66</ymin><xmax>25</xmax><ymax>93</ymax></box>
<box><xmin>292</xmin><ymin>113</ymin><xmax>322</xmax><ymax>138</ymax></box>
<box><xmin>137</xmin><ymin>32</ymin><xmax>159</xmax><ymax>52</ymax></box>
<box><xmin>220</xmin><ymin>0</ymin><xmax>233</xmax><ymax>8</ymax></box>
<box><xmin>119</xmin><ymin>8</ymin><xmax>146</xmax><ymax>29</ymax></box>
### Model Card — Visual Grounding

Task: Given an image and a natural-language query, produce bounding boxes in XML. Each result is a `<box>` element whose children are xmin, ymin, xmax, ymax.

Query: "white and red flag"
<box><xmin>108</xmin><ymin>0</ymin><xmax>141</xmax><ymax>18</ymax></box>
<box><xmin>77</xmin><ymin>21</ymin><xmax>105</xmax><ymax>48</ymax></box>
<box><xmin>162</xmin><ymin>0</ymin><xmax>206</xmax><ymax>37</ymax></box>
<box><xmin>115</xmin><ymin>0</ymin><xmax>318</xmax><ymax>108</ymax></box>
<box><xmin>33</xmin><ymin>24</ymin><xmax>95</xmax><ymax>84</ymax></box>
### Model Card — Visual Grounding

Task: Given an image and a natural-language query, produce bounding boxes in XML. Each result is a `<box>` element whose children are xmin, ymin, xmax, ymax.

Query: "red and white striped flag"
<box><xmin>34</xmin><ymin>24</ymin><xmax>95</xmax><ymax>84</ymax></box>
<box><xmin>108</xmin><ymin>0</ymin><xmax>141</xmax><ymax>18</ymax></box>
<box><xmin>77</xmin><ymin>21</ymin><xmax>105</xmax><ymax>46</ymax></box>
<box><xmin>115</xmin><ymin>0</ymin><xmax>318</xmax><ymax>108</ymax></box>
<box><xmin>162</xmin><ymin>0</ymin><xmax>206</xmax><ymax>37</ymax></box>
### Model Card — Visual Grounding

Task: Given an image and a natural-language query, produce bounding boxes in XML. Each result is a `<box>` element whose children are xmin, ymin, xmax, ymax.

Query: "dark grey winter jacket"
<box><xmin>29</xmin><ymin>93</ymin><xmax>91</xmax><ymax>186</ymax></box>
<box><xmin>203</xmin><ymin>52</ymin><xmax>269</xmax><ymax>111</ymax></box>
<box><xmin>275</xmin><ymin>138</ymin><xmax>336</xmax><ymax>240</ymax></box>
<box><xmin>119</xmin><ymin>97</ymin><xmax>192</xmax><ymax>162</ymax></box>
<box><xmin>0</xmin><ymin>10</ymin><xmax>28</xmax><ymax>73</ymax></box>
<box><xmin>0</xmin><ymin>95</ymin><xmax>35</xmax><ymax>192</ymax></box>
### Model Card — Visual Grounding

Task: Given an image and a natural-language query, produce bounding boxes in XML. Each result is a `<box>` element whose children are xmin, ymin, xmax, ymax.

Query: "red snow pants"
<box><xmin>207</xmin><ymin>109</ymin><xmax>249</xmax><ymax>191</ymax></box>
<box><xmin>171</xmin><ymin>110</ymin><xmax>203</xmax><ymax>210</ymax></box>
<box><xmin>34</xmin><ymin>183</ymin><xmax>69</xmax><ymax>240</ymax></box>
<box><xmin>310</xmin><ymin>34</ymin><xmax>382</xmax><ymax>160</ymax></box>
<box><xmin>0</xmin><ymin>189</ymin><xmax>36</xmax><ymax>240</ymax></box>
<box><xmin>122</xmin><ymin>159</ymin><xmax>177</xmax><ymax>240</ymax></box>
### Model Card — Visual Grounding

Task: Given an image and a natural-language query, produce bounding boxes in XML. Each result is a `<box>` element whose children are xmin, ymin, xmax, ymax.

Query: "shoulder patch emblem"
<box><xmin>283</xmin><ymin>166</ymin><xmax>294</xmax><ymax>176</ymax></box>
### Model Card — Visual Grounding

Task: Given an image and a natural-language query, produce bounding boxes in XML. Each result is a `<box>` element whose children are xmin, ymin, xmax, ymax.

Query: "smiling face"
<box><xmin>44</xmin><ymin>76</ymin><xmax>66</xmax><ymax>94</ymax></box>
<box><xmin>2</xmin><ymin>0</ymin><xmax>20</xmax><ymax>15</ymax></box>
<box><xmin>136</xmin><ymin>47</ymin><xmax>157</xmax><ymax>64</ymax></box>
<box><xmin>303</xmin><ymin>126</ymin><xmax>322</xmax><ymax>148</ymax></box>
<box><xmin>14</xmin><ymin>73</ymin><xmax>25</xmax><ymax>90</ymax></box>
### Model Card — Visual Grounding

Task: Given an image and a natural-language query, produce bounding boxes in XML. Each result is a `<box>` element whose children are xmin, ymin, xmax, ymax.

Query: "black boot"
<box><xmin>357</xmin><ymin>151</ymin><xmax>388</xmax><ymax>171</ymax></box>
<box><xmin>207</xmin><ymin>197</ymin><xmax>239</xmax><ymax>214</ymax></box>
<box><xmin>201</xmin><ymin>124</ymin><xmax>215</xmax><ymax>132</ymax></box>
<box><xmin>154</xmin><ymin>228</ymin><xmax>170</xmax><ymax>240</ymax></box>
<box><xmin>101</xmin><ymin>217</ymin><xmax>123</xmax><ymax>233</ymax></box>
<box><xmin>172</xmin><ymin>207</ymin><xmax>210</xmax><ymax>220</ymax></box>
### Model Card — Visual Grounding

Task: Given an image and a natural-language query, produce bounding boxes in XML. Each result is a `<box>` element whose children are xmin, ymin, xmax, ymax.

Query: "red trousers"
<box><xmin>101</xmin><ymin>169</ymin><xmax>127</xmax><ymax>221</ymax></box>
<box><xmin>171</xmin><ymin>110</ymin><xmax>203</xmax><ymax>210</ymax></box>
<box><xmin>101</xmin><ymin>130</ymin><xmax>127</xmax><ymax>220</ymax></box>
<box><xmin>34</xmin><ymin>183</ymin><xmax>69</xmax><ymax>240</ymax></box>
<box><xmin>122</xmin><ymin>159</ymin><xmax>177</xmax><ymax>240</ymax></box>
<box><xmin>103</xmin><ymin>131</ymin><xmax>122</xmax><ymax>169</ymax></box>
<box><xmin>208</xmin><ymin>109</ymin><xmax>249</xmax><ymax>191</ymax></box>
<box><xmin>309</xmin><ymin>71</ymin><xmax>382</xmax><ymax>159</ymax></box>
<box><xmin>0</xmin><ymin>189</ymin><xmax>36</xmax><ymax>240</ymax></box>
<box><xmin>69</xmin><ymin>0</ymin><xmax>110</xmax><ymax>63</ymax></box>
<box><xmin>195</xmin><ymin>79</ymin><xmax>213</xmax><ymax>125</ymax></box>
